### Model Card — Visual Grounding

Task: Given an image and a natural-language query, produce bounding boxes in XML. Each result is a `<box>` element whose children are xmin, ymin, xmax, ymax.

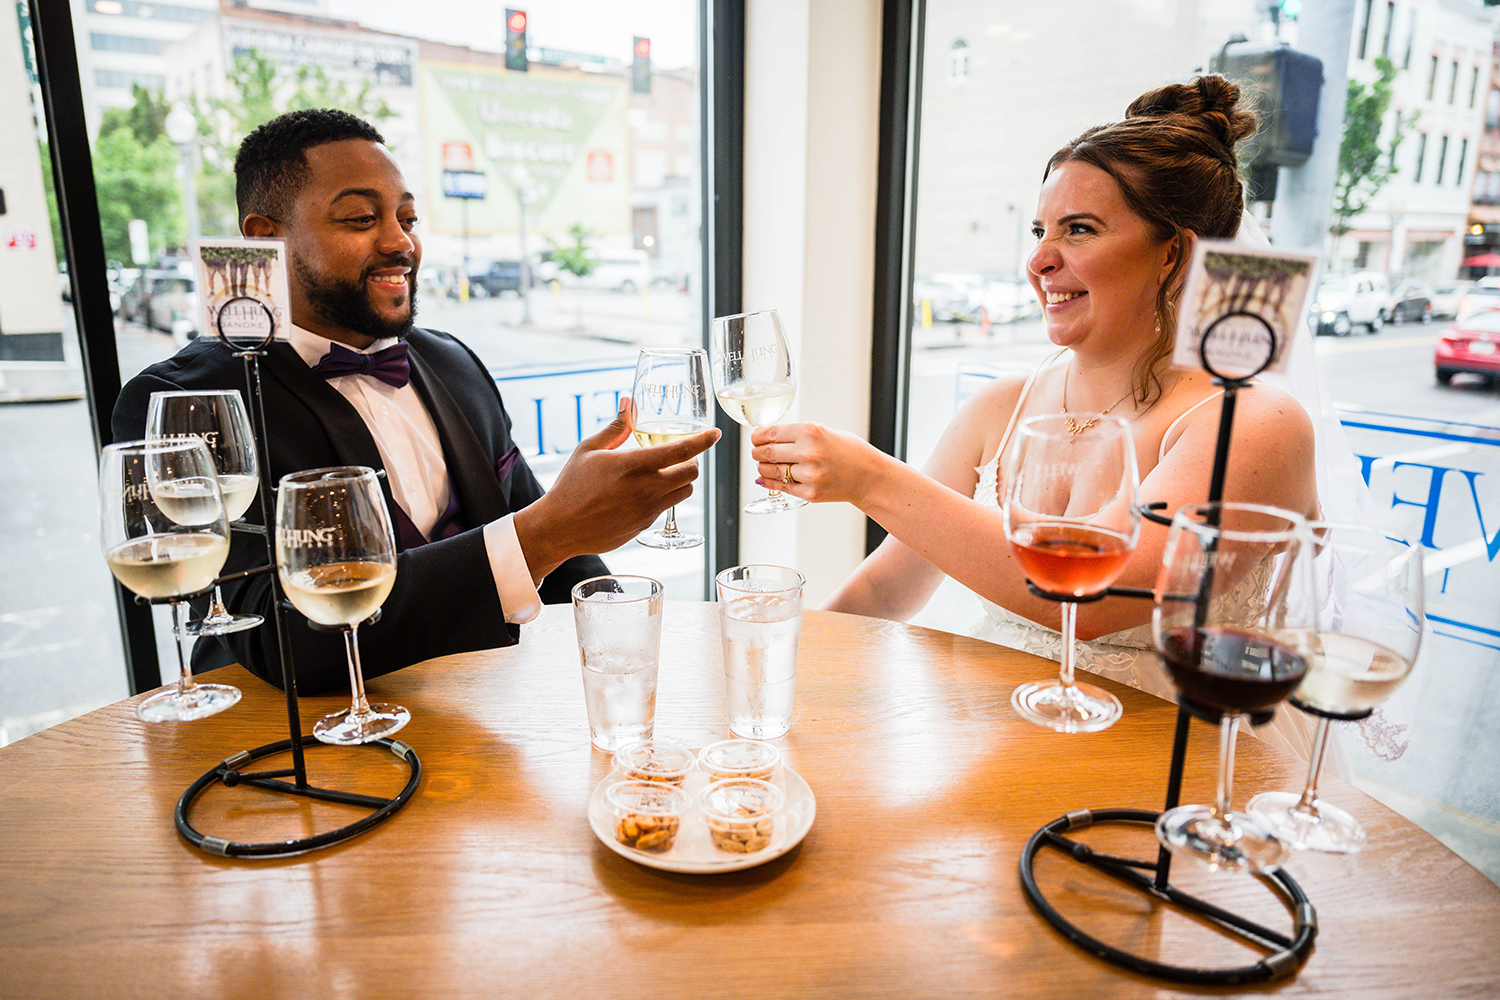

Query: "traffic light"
<box><xmin>632</xmin><ymin>37</ymin><xmax>651</xmax><ymax>94</ymax></box>
<box><xmin>1212</xmin><ymin>40</ymin><xmax>1323</xmax><ymax>200</ymax></box>
<box><xmin>506</xmin><ymin>9</ymin><xmax>528</xmax><ymax>72</ymax></box>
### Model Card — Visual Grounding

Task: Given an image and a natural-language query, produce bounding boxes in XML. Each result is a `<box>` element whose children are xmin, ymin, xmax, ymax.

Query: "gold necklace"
<box><xmin>1060</xmin><ymin>361</ymin><xmax>1134</xmax><ymax>435</ymax></box>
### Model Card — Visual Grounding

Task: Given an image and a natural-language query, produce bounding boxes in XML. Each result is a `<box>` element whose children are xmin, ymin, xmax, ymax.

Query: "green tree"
<box><xmin>98</xmin><ymin>83</ymin><xmax>170</xmax><ymax>145</ymax></box>
<box><xmin>548</xmin><ymin>224</ymin><xmax>596</xmax><ymax>328</ymax></box>
<box><xmin>73</xmin><ymin>84</ymin><xmax>185</xmax><ymax>265</ymax></box>
<box><xmin>189</xmin><ymin>50</ymin><xmax>396</xmax><ymax>236</ymax></box>
<box><xmin>91</xmin><ymin>126</ymin><xmax>183</xmax><ymax>264</ymax></box>
<box><xmin>1330</xmin><ymin>55</ymin><xmax>1413</xmax><ymax>239</ymax></box>
<box><xmin>36</xmin><ymin>142</ymin><xmax>63</xmax><ymax>266</ymax></box>
<box><xmin>549</xmin><ymin>224</ymin><xmax>597</xmax><ymax>280</ymax></box>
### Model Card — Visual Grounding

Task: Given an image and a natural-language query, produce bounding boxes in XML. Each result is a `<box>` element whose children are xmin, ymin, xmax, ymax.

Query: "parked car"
<box><xmin>143</xmin><ymin>273</ymin><xmax>199</xmax><ymax>344</ymax></box>
<box><xmin>1454</xmin><ymin>285</ymin><xmax>1500</xmax><ymax>319</ymax></box>
<box><xmin>1436</xmin><ymin>309</ymin><xmax>1500</xmax><ymax>384</ymax></box>
<box><xmin>1383</xmin><ymin>279</ymin><xmax>1433</xmax><ymax>324</ymax></box>
<box><xmin>118</xmin><ymin>267</ymin><xmax>198</xmax><ymax>344</ymax></box>
<box><xmin>1429</xmin><ymin>280</ymin><xmax>1476</xmax><ymax>318</ymax></box>
<box><xmin>1307</xmin><ymin>271</ymin><xmax>1388</xmax><ymax>335</ymax></box>
<box><xmin>465</xmin><ymin>259</ymin><xmax>523</xmax><ymax>297</ymax></box>
<box><xmin>549</xmin><ymin>249</ymin><xmax>652</xmax><ymax>293</ymax></box>
<box><xmin>913</xmin><ymin>272</ymin><xmax>983</xmax><ymax>322</ymax></box>
<box><xmin>975</xmin><ymin>274</ymin><xmax>1041</xmax><ymax>324</ymax></box>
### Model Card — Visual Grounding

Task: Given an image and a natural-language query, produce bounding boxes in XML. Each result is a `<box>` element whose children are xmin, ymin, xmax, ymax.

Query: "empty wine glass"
<box><xmin>632</xmin><ymin>348</ymin><xmax>712</xmax><ymax>548</ymax></box>
<box><xmin>275</xmin><ymin>466</ymin><xmax>408</xmax><ymax>745</ymax></box>
<box><xmin>147</xmin><ymin>389</ymin><xmax>263</xmax><ymax>636</ymax></box>
<box><xmin>1248</xmin><ymin>523</ymin><xmax>1424</xmax><ymax>853</ymax></box>
<box><xmin>1001</xmin><ymin>413</ymin><xmax>1140</xmax><ymax>733</ymax></box>
<box><xmin>100</xmin><ymin>438</ymin><xmax>240</xmax><ymax>722</ymax></box>
<box><xmin>1153</xmin><ymin>502</ymin><xmax>1316</xmax><ymax>874</ymax></box>
<box><xmin>710</xmin><ymin>309</ymin><xmax>806</xmax><ymax>514</ymax></box>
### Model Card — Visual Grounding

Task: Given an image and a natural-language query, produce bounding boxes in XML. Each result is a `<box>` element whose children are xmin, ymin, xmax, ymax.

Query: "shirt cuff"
<box><xmin>483</xmin><ymin>514</ymin><xmax>542</xmax><ymax>625</ymax></box>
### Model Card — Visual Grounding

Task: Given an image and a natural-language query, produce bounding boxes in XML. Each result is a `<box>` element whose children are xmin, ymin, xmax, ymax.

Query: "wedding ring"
<box><xmin>782</xmin><ymin>463</ymin><xmax>794</xmax><ymax>485</ymax></box>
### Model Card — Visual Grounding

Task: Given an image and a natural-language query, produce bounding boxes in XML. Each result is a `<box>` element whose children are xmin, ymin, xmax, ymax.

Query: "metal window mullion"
<box><xmin>866</xmin><ymin>0</ymin><xmax>925</xmax><ymax>554</ymax></box>
<box><xmin>703</xmin><ymin>0</ymin><xmax>746</xmax><ymax>589</ymax></box>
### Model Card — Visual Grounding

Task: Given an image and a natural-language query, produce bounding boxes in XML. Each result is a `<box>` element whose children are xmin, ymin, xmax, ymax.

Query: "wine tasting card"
<box><xmin>191</xmin><ymin>238</ymin><xmax>292</xmax><ymax>344</ymax></box>
<box><xmin>1170</xmin><ymin>240</ymin><xmax>1318</xmax><ymax>379</ymax></box>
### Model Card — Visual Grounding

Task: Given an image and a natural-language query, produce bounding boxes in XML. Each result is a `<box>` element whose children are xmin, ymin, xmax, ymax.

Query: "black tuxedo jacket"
<box><xmin>111</xmin><ymin>327</ymin><xmax>607</xmax><ymax>693</ymax></box>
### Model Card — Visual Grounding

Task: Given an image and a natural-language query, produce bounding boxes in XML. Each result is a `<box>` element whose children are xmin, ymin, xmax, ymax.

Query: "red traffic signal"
<box><xmin>632</xmin><ymin>35</ymin><xmax>650</xmax><ymax>94</ymax></box>
<box><xmin>505</xmin><ymin>8</ymin><xmax>528</xmax><ymax>72</ymax></box>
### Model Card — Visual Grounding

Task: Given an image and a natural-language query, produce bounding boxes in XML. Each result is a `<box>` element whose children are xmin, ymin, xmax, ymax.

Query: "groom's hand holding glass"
<box><xmin>512</xmin><ymin>399</ymin><xmax>719</xmax><ymax>581</ymax></box>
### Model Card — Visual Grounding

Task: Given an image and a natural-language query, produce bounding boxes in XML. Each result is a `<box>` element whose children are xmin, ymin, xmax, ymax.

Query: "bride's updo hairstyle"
<box><xmin>1044</xmin><ymin>75</ymin><xmax>1259</xmax><ymax>405</ymax></box>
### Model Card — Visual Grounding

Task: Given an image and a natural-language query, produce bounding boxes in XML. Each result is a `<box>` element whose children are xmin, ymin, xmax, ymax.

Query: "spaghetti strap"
<box><xmin>987</xmin><ymin>352</ymin><xmax>1065</xmax><ymax>472</ymax></box>
<box><xmin>1158</xmin><ymin>389</ymin><xmax>1226</xmax><ymax>461</ymax></box>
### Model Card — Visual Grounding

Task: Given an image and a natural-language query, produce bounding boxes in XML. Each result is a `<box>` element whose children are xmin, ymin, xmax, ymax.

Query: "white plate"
<box><xmin>589</xmin><ymin>765</ymin><xmax>816</xmax><ymax>874</ymax></box>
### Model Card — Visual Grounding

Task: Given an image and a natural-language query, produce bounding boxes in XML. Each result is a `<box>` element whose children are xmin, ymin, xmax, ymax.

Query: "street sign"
<box><xmin>442</xmin><ymin>170</ymin><xmax>488</xmax><ymax>199</ymax></box>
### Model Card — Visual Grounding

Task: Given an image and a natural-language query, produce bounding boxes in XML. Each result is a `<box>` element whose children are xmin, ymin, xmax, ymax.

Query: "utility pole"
<box><xmin>1270</xmin><ymin>0</ymin><xmax>1357</xmax><ymax>257</ymax></box>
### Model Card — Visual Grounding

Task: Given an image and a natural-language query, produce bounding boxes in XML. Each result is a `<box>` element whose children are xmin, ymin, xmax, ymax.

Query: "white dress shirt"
<box><xmin>285</xmin><ymin>324</ymin><xmax>541</xmax><ymax>624</ymax></box>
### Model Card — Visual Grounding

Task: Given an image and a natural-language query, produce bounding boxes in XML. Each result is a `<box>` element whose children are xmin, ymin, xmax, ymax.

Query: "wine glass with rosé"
<box><xmin>1153</xmin><ymin>502</ymin><xmax>1316</xmax><ymax>874</ymax></box>
<box><xmin>276</xmin><ymin>466</ymin><xmax>408</xmax><ymax>745</ymax></box>
<box><xmin>1001</xmin><ymin>413</ymin><xmax>1140</xmax><ymax>733</ymax></box>
<box><xmin>1248</xmin><ymin>522</ymin><xmax>1424</xmax><ymax>854</ymax></box>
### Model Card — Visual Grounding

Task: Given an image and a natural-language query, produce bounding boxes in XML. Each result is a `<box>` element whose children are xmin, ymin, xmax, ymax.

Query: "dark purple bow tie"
<box><xmin>310</xmin><ymin>341</ymin><xmax>411</xmax><ymax>388</ymax></box>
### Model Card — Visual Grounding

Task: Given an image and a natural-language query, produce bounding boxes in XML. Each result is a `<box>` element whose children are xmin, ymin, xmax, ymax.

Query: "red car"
<box><xmin>1435</xmin><ymin>309</ymin><xmax>1500</xmax><ymax>384</ymax></box>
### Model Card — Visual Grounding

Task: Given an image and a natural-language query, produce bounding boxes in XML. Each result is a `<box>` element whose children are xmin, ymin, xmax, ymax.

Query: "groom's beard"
<box><xmin>293</xmin><ymin>255</ymin><xmax>418</xmax><ymax>341</ymax></box>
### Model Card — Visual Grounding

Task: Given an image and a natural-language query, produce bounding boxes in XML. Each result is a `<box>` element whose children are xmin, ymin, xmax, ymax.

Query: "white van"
<box><xmin>555</xmin><ymin>249</ymin><xmax>652</xmax><ymax>294</ymax></box>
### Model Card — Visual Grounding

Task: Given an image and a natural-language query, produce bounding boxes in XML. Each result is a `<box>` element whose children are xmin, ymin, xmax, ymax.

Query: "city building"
<box><xmin>1331</xmin><ymin>0</ymin><xmax>1498</xmax><ymax>280</ymax></box>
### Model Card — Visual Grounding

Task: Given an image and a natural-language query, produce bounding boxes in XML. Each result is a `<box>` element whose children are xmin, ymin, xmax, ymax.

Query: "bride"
<box><xmin>750</xmin><ymin>76</ymin><xmax>1360</xmax><ymax>766</ymax></box>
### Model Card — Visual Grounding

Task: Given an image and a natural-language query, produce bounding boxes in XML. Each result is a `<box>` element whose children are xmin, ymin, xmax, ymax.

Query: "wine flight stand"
<box><xmin>163</xmin><ymin>304</ymin><xmax>420</xmax><ymax>859</ymax></box>
<box><xmin>1016</xmin><ymin>321</ymin><xmax>1318</xmax><ymax>984</ymax></box>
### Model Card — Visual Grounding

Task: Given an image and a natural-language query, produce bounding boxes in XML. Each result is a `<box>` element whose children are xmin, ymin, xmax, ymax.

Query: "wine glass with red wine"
<box><xmin>1002</xmin><ymin>413</ymin><xmax>1140</xmax><ymax>733</ymax></box>
<box><xmin>1248</xmin><ymin>522</ymin><xmax>1424</xmax><ymax>853</ymax></box>
<box><xmin>1153</xmin><ymin>502</ymin><xmax>1316</xmax><ymax>874</ymax></box>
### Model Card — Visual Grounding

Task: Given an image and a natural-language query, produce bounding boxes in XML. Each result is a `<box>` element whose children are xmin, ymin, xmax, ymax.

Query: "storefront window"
<box><xmin>902</xmin><ymin>0</ymin><xmax>1499</xmax><ymax>878</ymax></box>
<box><xmin>6</xmin><ymin>0</ymin><xmax>708</xmax><ymax>740</ymax></box>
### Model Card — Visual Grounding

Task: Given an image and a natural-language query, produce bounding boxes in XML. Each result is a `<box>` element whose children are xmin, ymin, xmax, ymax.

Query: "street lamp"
<box><xmin>164</xmin><ymin>104</ymin><xmax>200</xmax><ymax>248</ymax></box>
<box><xmin>510</xmin><ymin>164</ymin><xmax>536</xmax><ymax>324</ymax></box>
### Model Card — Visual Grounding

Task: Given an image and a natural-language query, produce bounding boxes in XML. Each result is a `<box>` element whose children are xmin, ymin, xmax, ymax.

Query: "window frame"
<box><xmin>34</xmin><ymin>0</ymin><xmax>746</xmax><ymax>686</ymax></box>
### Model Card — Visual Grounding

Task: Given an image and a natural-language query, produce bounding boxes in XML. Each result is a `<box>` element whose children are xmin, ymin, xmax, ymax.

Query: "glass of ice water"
<box><xmin>572</xmin><ymin>575</ymin><xmax>664</xmax><ymax>752</ymax></box>
<box><xmin>716</xmin><ymin>565</ymin><xmax>805</xmax><ymax>740</ymax></box>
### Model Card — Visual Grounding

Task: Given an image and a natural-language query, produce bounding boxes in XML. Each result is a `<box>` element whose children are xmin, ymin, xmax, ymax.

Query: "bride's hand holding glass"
<box><xmin>710</xmin><ymin>309</ymin><xmax>806</xmax><ymax>515</ymax></box>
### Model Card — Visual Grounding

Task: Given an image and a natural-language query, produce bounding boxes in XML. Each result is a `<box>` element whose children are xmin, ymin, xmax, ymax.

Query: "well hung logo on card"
<box><xmin>1171</xmin><ymin>240</ymin><xmax>1318</xmax><ymax>380</ymax></box>
<box><xmin>192</xmin><ymin>238</ymin><xmax>292</xmax><ymax>348</ymax></box>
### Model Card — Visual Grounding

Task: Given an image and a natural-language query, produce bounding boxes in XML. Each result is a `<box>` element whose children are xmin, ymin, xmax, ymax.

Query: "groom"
<box><xmin>112</xmin><ymin>108</ymin><xmax>718</xmax><ymax>694</ymax></box>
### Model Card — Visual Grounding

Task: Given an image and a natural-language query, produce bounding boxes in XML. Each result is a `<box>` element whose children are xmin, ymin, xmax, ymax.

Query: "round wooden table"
<box><xmin>1</xmin><ymin>603</ymin><xmax>1496</xmax><ymax>998</ymax></box>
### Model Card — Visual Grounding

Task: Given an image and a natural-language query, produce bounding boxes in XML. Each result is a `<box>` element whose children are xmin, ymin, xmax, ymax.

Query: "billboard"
<box><xmin>421</xmin><ymin>62</ymin><xmax>630</xmax><ymax>240</ymax></box>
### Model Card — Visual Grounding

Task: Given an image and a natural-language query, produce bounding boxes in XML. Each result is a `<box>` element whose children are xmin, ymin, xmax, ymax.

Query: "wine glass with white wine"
<box><xmin>147</xmin><ymin>389</ymin><xmax>263</xmax><ymax>636</ymax></box>
<box><xmin>275</xmin><ymin>466</ymin><xmax>409</xmax><ymax>745</ymax></box>
<box><xmin>1249</xmin><ymin>522</ymin><xmax>1424</xmax><ymax>853</ymax></box>
<box><xmin>632</xmin><ymin>348</ymin><xmax>712</xmax><ymax>548</ymax></box>
<box><xmin>100</xmin><ymin>438</ymin><xmax>241</xmax><ymax>722</ymax></box>
<box><xmin>709</xmin><ymin>309</ymin><xmax>805</xmax><ymax>514</ymax></box>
